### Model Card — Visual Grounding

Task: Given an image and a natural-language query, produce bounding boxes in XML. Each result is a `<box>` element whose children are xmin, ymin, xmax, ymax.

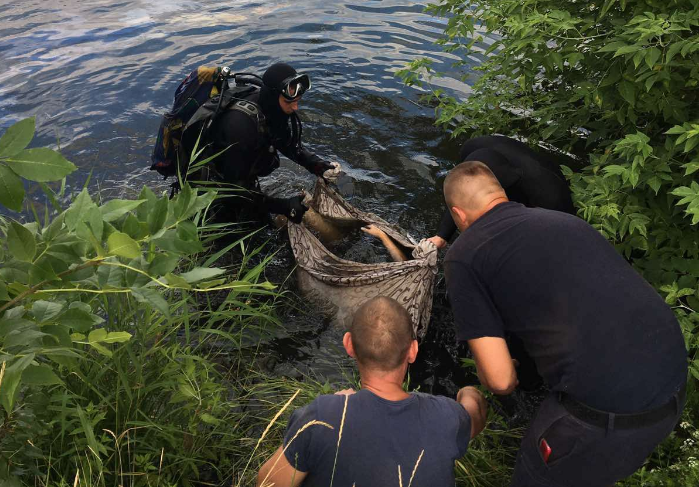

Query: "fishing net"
<box><xmin>288</xmin><ymin>179</ymin><xmax>438</xmax><ymax>338</ymax></box>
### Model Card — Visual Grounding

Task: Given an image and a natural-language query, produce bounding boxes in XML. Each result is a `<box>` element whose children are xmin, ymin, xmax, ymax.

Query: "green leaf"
<box><xmin>0</xmin><ymin>117</ymin><xmax>35</xmax><ymax>158</ymax></box>
<box><xmin>22</xmin><ymin>364</ymin><xmax>62</xmax><ymax>385</ymax></box>
<box><xmin>75</xmin><ymin>404</ymin><xmax>107</xmax><ymax>460</ymax></box>
<box><xmin>665</xmin><ymin>125</ymin><xmax>687</xmax><ymax>135</ymax></box>
<box><xmin>0</xmin><ymin>281</ymin><xmax>8</xmax><ymax>302</ymax></box>
<box><xmin>618</xmin><ymin>81</ymin><xmax>636</xmax><ymax>105</ymax></box>
<box><xmin>683</xmin><ymin>162</ymin><xmax>699</xmax><ymax>176</ymax></box>
<box><xmin>58</xmin><ymin>307</ymin><xmax>102</xmax><ymax>333</ymax></box>
<box><xmin>4</xmin><ymin>148</ymin><xmax>76</xmax><ymax>182</ymax></box>
<box><xmin>32</xmin><ymin>300</ymin><xmax>64</xmax><ymax>323</ymax></box>
<box><xmin>148</xmin><ymin>253</ymin><xmax>180</xmax><ymax>276</ymax></box>
<box><xmin>107</xmin><ymin>231</ymin><xmax>141</xmax><ymax>259</ymax></box>
<box><xmin>87</xmin><ymin>328</ymin><xmax>131</xmax><ymax>345</ymax></box>
<box><xmin>6</xmin><ymin>221</ymin><xmax>36</xmax><ymax>262</ymax></box>
<box><xmin>666</xmin><ymin>42</ymin><xmax>684</xmax><ymax>63</ymax></box>
<box><xmin>131</xmin><ymin>287</ymin><xmax>170</xmax><ymax>318</ymax></box>
<box><xmin>613</xmin><ymin>45</ymin><xmax>640</xmax><ymax>57</ymax></box>
<box><xmin>100</xmin><ymin>199</ymin><xmax>146</xmax><ymax>223</ymax></box>
<box><xmin>200</xmin><ymin>412</ymin><xmax>221</xmax><ymax>425</ymax></box>
<box><xmin>148</xmin><ymin>196</ymin><xmax>168</xmax><ymax>235</ymax></box>
<box><xmin>603</xmin><ymin>165</ymin><xmax>628</xmax><ymax>177</ymax></box>
<box><xmin>685</xmin><ymin>136</ymin><xmax>699</xmax><ymax>154</ymax></box>
<box><xmin>646</xmin><ymin>176</ymin><xmax>662</xmax><ymax>195</ymax></box>
<box><xmin>99</xmin><ymin>331</ymin><xmax>131</xmax><ymax>344</ymax></box>
<box><xmin>0</xmin><ymin>353</ymin><xmax>35</xmax><ymax>415</ymax></box>
<box><xmin>65</xmin><ymin>188</ymin><xmax>95</xmax><ymax>231</ymax></box>
<box><xmin>645</xmin><ymin>47</ymin><xmax>661</xmax><ymax>69</ymax></box>
<box><xmin>549</xmin><ymin>51</ymin><xmax>564</xmax><ymax>71</ymax></box>
<box><xmin>164</xmin><ymin>273</ymin><xmax>192</xmax><ymax>289</ymax></box>
<box><xmin>96</xmin><ymin>261</ymin><xmax>124</xmax><ymax>289</ymax></box>
<box><xmin>0</xmin><ymin>164</ymin><xmax>24</xmax><ymax>212</ymax></box>
<box><xmin>179</xmin><ymin>267</ymin><xmax>226</xmax><ymax>283</ymax></box>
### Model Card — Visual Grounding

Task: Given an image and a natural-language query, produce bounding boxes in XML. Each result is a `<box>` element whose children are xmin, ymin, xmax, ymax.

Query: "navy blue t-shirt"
<box><xmin>283</xmin><ymin>389</ymin><xmax>471</xmax><ymax>487</ymax></box>
<box><xmin>444</xmin><ymin>202</ymin><xmax>687</xmax><ymax>413</ymax></box>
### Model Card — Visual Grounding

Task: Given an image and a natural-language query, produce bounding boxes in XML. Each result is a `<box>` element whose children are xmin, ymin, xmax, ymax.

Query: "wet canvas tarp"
<box><xmin>288</xmin><ymin>179</ymin><xmax>438</xmax><ymax>338</ymax></box>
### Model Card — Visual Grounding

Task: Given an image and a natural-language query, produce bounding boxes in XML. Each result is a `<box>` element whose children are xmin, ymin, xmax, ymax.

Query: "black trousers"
<box><xmin>511</xmin><ymin>389</ymin><xmax>685</xmax><ymax>487</ymax></box>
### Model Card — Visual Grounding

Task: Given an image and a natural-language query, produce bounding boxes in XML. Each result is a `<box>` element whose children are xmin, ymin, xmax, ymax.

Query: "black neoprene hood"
<box><xmin>259</xmin><ymin>62</ymin><xmax>298</xmax><ymax>121</ymax></box>
<box><xmin>262</xmin><ymin>63</ymin><xmax>298</xmax><ymax>91</ymax></box>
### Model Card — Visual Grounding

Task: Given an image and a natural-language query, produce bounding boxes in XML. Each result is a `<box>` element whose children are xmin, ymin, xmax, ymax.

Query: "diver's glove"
<box><xmin>264</xmin><ymin>195</ymin><xmax>307</xmax><ymax>223</ymax></box>
<box><xmin>311</xmin><ymin>160</ymin><xmax>335</xmax><ymax>177</ymax></box>
<box><xmin>284</xmin><ymin>195</ymin><xmax>308</xmax><ymax>223</ymax></box>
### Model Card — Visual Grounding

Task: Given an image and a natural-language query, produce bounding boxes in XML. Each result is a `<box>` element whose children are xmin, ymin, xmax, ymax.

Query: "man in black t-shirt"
<box><xmin>428</xmin><ymin>135</ymin><xmax>575</xmax><ymax>249</ymax></box>
<box><xmin>441</xmin><ymin>161</ymin><xmax>687</xmax><ymax>486</ymax></box>
<box><xmin>429</xmin><ymin>135</ymin><xmax>576</xmax><ymax>390</ymax></box>
<box><xmin>256</xmin><ymin>297</ymin><xmax>488</xmax><ymax>487</ymax></box>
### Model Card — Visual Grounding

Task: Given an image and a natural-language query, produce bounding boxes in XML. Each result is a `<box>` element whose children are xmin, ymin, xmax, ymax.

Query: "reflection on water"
<box><xmin>0</xmin><ymin>0</ymin><xmax>498</xmax><ymax>392</ymax></box>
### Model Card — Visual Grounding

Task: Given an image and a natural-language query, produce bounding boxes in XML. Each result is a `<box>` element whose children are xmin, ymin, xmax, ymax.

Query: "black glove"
<box><xmin>284</xmin><ymin>195</ymin><xmax>308</xmax><ymax>223</ymax></box>
<box><xmin>311</xmin><ymin>160</ymin><xmax>334</xmax><ymax>177</ymax></box>
<box><xmin>263</xmin><ymin>195</ymin><xmax>307</xmax><ymax>223</ymax></box>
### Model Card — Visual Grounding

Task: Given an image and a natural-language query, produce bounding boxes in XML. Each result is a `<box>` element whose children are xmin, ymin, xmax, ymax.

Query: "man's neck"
<box><xmin>359</xmin><ymin>372</ymin><xmax>410</xmax><ymax>402</ymax></box>
<box><xmin>473</xmin><ymin>196</ymin><xmax>509</xmax><ymax>223</ymax></box>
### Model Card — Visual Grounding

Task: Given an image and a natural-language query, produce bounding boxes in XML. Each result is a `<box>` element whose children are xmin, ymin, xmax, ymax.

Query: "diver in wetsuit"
<box><xmin>428</xmin><ymin>135</ymin><xmax>575</xmax><ymax>248</ymax></box>
<box><xmin>184</xmin><ymin>62</ymin><xmax>339</xmax><ymax>224</ymax></box>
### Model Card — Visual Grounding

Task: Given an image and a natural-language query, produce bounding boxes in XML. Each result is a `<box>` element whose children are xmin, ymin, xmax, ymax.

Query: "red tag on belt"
<box><xmin>539</xmin><ymin>438</ymin><xmax>552</xmax><ymax>464</ymax></box>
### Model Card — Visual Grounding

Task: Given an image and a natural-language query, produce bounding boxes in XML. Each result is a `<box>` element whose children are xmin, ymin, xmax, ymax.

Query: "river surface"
<box><xmin>0</xmin><ymin>0</ymin><xmax>541</xmax><ymax>419</ymax></box>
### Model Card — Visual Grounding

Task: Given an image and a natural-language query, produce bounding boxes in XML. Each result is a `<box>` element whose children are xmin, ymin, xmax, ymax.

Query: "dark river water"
<box><xmin>0</xmin><ymin>0</ymin><xmax>541</xmax><ymax>420</ymax></box>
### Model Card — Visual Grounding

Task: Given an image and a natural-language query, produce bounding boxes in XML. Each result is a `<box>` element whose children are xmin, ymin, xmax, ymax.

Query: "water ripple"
<box><xmin>0</xmin><ymin>0</ymin><xmax>492</xmax><ymax>225</ymax></box>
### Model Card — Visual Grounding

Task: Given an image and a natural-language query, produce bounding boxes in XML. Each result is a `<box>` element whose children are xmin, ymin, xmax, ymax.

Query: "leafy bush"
<box><xmin>0</xmin><ymin>118</ymin><xmax>284</xmax><ymax>485</ymax></box>
<box><xmin>400</xmin><ymin>0</ymin><xmax>699</xmax><ymax>482</ymax></box>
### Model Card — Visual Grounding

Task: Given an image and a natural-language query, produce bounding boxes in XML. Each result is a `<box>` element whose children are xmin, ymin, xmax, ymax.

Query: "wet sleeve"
<box><xmin>283</xmin><ymin>402</ymin><xmax>318</xmax><ymax>473</ymax></box>
<box><xmin>444</xmin><ymin>260</ymin><xmax>505</xmax><ymax>342</ymax></box>
<box><xmin>278</xmin><ymin>142</ymin><xmax>327</xmax><ymax>175</ymax></box>
<box><xmin>211</xmin><ymin>111</ymin><xmax>260</xmax><ymax>182</ymax></box>
<box><xmin>436</xmin><ymin>208</ymin><xmax>457</xmax><ymax>241</ymax></box>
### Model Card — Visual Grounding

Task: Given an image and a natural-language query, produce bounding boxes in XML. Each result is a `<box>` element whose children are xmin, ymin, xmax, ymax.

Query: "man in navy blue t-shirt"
<box><xmin>441</xmin><ymin>161</ymin><xmax>687</xmax><ymax>486</ymax></box>
<box><xmin>256</xmin><ymin>296</ymin><xmax>488</xmax><ymax>487</ymax></box>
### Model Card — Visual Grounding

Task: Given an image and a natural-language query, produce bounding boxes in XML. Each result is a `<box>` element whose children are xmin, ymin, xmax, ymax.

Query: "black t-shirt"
<box><xmin>444</xmin><ymin>202</ymin><xmax>687</xmax><ymax>413</ymax></box>
<box><xmin>283</xmin><ymin>390</ymin><xmax>471</xmax><ymax>487</ymax></box>
<box><xmin>437</xmin><ymin>136</ymin><xmax>575</xmax><ymax>240</ymax></box>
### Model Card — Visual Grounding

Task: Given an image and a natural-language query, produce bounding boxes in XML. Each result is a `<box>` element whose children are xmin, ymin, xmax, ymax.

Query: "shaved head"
<box><xmin>444</xmin><ymin>161</ymin><xmax>506</xmax><ymax>211</ymax></box>
<box><xmin>349</xmin><ymin>296</ymin><xmax>414</xmax><ymax>371</ymax></box>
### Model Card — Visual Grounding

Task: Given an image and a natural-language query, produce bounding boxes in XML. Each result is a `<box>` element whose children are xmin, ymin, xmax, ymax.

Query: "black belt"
<box><xmin>559</xmin><ymin>383</ymin><xmax>685</xmax><ymax>431</ymax></box>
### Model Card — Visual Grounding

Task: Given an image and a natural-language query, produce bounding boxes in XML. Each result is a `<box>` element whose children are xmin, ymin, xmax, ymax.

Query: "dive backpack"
<box><xmin>150</xmin><ymin>66</ymin><xmax>264</xmax><ymax>179</ymax></box>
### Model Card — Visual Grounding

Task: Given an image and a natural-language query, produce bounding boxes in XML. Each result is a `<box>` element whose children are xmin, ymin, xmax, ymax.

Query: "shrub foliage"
<box><xmin>400</xmin><ymin>0</ymin><xmax>699</xmax><ymax>482</ymax></box>
<box><xmin>0</xmin><ymin>118</ymin><xmax>282</xmax><ymax>485</ymax></box>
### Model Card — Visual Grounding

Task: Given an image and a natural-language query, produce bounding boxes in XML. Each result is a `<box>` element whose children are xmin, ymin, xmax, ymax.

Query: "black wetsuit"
<box><xmin>208</xmin><ymin>90</ymin><xmax>326</xmax><ymax>185</ymax></box>
<box><xmin>181</xmin><ymin>70</ymin><xmax>328</xmax><ymax>223</ymax></box>
<box><xmin>436</xmin><ymin>135</ymin><xmax>575</xmax><ymax>240</ymax></box>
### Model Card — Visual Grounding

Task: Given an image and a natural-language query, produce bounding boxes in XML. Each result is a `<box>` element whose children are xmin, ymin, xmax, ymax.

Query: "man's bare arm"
<box><xmin>361</xmin><ymin>224</ymin><xmax>407</xmax><ymax>262</ymax></box>
<box><xmin>456</xmin><ymin>386</ymin><xmax>488</xmax><ymax>438</ymax></box>
<box><xmin>256</xmin><ymin>446</ymin><xmax>307</xmax><ymax>487</ymax></box>
<box><xmin>468</xmin><ymin>337</ymin><xmax>518</xmax><ymax>395</ymax></box>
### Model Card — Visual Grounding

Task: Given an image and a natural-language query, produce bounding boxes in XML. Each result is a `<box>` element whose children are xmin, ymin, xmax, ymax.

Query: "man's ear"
<box><xmin>343</xmin><ymin>332</ymin><xmax>356</xmax><ymax>358</ymax></box>
<box><xmin>450</xmin><ymin>205</ymin><xmax>468</xmax><ymax>229</ymax></box>
<box><xmin>407</xmin><ymin>339</ymin><xmax>418</xmax><ymax>364</ymax></box>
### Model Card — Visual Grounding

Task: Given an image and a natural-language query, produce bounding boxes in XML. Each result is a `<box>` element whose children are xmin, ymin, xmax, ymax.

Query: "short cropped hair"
<box><xmin>349</xmin><ymin>296</ymin><xmax>414</xmax><ymax>371</ymax></box>
<box><xmin>444</xmin><ymin>160</ymin><xmax>503</xmax><ymax>210</ymax></box>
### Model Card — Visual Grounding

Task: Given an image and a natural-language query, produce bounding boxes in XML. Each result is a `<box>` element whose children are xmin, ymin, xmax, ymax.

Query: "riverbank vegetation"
<box><xmin>0</xmin><ymin>118</ymin><xmax>292</xmax><ymax>485</ymax></box>
<box><xmin>400</xmin><ymin>0</ymin><xmax>699</xmax><ymax>483</ymax></box>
